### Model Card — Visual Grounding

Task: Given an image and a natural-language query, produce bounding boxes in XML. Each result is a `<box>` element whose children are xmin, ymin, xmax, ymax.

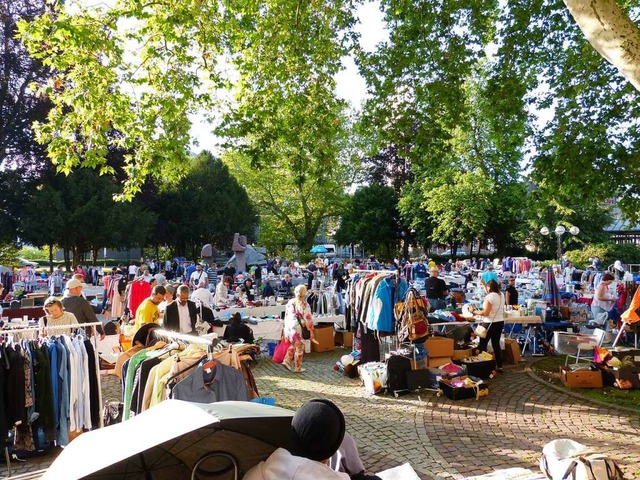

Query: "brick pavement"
<box><xmin>2</xmin><ymin>349</ymin><xmax>640</xmax><ymax>479</ymax></box>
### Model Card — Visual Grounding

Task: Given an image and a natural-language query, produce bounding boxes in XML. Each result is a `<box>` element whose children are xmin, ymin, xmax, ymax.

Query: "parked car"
<box><xmin>18</xmin><ymin>258</ymin><xmax>40</xmax><ymax>268</ymax></box>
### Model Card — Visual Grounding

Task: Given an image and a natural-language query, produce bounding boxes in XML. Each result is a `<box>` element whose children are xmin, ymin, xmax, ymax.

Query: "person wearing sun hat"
<box><xmin>425</xmin><ymin>266</ymin><xmax>448</xmax><ymax>312</ymax></box>
<box><xmin>242</xmin><ymin>399</ymin><xmax>349</xmax><ymax>479</ymax></box>
<box><xmin>62</xmin><ymin>278</ymin><xmax>105</xmax><ymax>338</ymax></box>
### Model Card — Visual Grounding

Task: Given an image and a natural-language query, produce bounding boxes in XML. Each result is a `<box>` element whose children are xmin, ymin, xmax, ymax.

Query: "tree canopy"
<box><xmin>7</xmin><ymin>0</ymin><xmax>640</xmax><ymax>261</ymax></box>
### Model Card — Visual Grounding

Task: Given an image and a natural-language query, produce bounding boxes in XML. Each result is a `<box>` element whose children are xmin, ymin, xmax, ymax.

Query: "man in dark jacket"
<box><xmin>62</xmin><ymin>278</ymin><xmax>105</xmax><ymax>338</ymax></box>
<box><xmin>163</xmin><ymin>285</ymin><xmax>199</xmax><ymax>333</ymax></box>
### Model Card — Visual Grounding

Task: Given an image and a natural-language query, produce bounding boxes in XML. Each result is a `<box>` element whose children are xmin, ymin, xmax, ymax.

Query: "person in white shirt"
<box><xmin>128</xmin><ymin>263</ymin><xmax>139</xmax><ymax>281</ymax></box>
<box><xmin>563</xmin><ymin>261</ymin><xmax>576</xmax><ymax>286</ymax></box>
<box><xmin>191</xmin><ymin>282</ymin><xmax>213</xmax><ymax>307</ymax></box>
<box><xmin>469</xmin><ymin>279</ymin><xmax>505</xmax><ymax>372</ymax></box>
<box><xmin>189</xmin><ymin>263</ymin><xmax>208</xmax><ymax>290</ymax></box>
<box><xmin>214</xmin><ymin>276</ymin><xmax>233</xmax><ymax>305</ymax></box>
<box><xmin>153</xmin><ymin>270</ymin><xmax>167</xmax><ymax>286</ymax></box>
<box><xmin>243</xmin><ymin>399</ymin><xmax>349</xmax><ymax>480</ymax></box>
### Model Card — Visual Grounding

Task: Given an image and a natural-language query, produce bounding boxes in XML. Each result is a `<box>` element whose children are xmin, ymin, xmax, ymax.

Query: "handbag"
<box><xmin>475</xmin><ymin>293</ymin><xmax>503</xmax><ymax>339</ymax></box>
<box><xmin>297</xmin><ymin>317</ymin><xmax>311</xmax><ymax>340</ymax></box>
<box><xmin>475</xmin><ymin>325</ymin><xmax>488</xmax><ymax>338</ymax></box>
<box><xmin>294</xmin><ymin>304</ymin><xmax>311</xmax><ymax>340</ymax></box>
<box><xmin>272</xmin><ymin>332</ymin><xmax>291</xmax><ymax>364</ymax></box>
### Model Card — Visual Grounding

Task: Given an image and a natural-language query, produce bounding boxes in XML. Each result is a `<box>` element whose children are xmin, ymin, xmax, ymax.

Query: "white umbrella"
<box><xmin>44</xmin><ymin>400</ymin><xmax>294</xmax><ymax>480</ymax></box>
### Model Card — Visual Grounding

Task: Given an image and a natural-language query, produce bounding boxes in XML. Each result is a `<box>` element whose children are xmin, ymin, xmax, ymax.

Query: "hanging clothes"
<box><xmin>127</xmin><ymin>279</ymin><xmax>152</xmax><ymax>320</ymax></box>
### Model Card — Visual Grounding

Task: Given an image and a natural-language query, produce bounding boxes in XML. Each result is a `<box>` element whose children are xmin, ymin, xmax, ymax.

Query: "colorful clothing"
<box><xmin>134</xmin><ymin>298</ymin><xmax>160</xmax><ymax>331</ymax></box>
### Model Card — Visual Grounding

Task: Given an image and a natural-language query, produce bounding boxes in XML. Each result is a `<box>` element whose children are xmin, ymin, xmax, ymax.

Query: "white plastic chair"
<box><xmin>564</xmin><ymin>328</ymin><xmax>606</xmax><ymax>365</ymax></box>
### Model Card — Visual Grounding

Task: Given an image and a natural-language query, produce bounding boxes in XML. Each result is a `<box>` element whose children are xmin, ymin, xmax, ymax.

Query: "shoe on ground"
<box><xmin>282</xmin><ymin>361</ymin><xmax>292</xmax><ymax>371</ymax></box>
<box><xmin>293</xmin><ymin>368</ymin><xmax>306</xmax><ymax>373</ymax></box>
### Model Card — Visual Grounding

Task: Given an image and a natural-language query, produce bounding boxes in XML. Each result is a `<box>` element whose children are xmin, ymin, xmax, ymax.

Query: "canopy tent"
<box><xmin>43</xmin><ymin>400</ymin><xmax>294</xmax><ymax>480</ymax></box>
<box><xmin>225</xmin><ymin>245</ymin><xmax>267</xmax><ymax>267</ymax></box>
<box><xmin>310</xmin><ymin>246</ymin><xmax>328</xmax><ymax>254</ymax></box>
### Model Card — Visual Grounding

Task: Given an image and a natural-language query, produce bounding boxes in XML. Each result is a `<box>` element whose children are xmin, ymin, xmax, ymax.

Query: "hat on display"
<box><xmin>290</xmin><ymin>399</ymin><xmax>346</xmax><ymax>462</ymax></box>
<box><xmin>66</xmin><ymin>279</ymin><xmax>86</xmax><ymax>289</ymax></box>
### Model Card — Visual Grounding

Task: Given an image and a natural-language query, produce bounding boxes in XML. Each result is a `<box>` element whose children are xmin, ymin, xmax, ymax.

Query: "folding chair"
<box><xmin>564</xmin><ymin>328</ymin><xmax>606</xmax><ymax>366</ymax></box>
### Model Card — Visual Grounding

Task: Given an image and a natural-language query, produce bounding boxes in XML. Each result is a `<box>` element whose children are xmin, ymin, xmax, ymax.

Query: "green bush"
<box><xmin>564</xmin><ymin>242</ymin><xmax>640</xmax><ymax>269</ymax></box>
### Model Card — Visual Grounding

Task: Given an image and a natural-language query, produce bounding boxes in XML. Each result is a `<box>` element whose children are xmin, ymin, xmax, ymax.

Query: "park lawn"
<box><xmin>531</xmin><ymin>355</ymin><xmax>640</xmax><ymax>411</ymax></box>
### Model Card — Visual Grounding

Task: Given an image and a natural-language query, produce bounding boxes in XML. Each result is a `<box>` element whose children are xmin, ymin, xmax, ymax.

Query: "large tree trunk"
<box><xmin>48</xmin><ymin>245</ymin><xmax>53</xmax><ymax>273</ymax></box>
<box><xmin>565</xmin><ymin>0</ymin><xmax>640</xmax><ymax>91</ymax></box>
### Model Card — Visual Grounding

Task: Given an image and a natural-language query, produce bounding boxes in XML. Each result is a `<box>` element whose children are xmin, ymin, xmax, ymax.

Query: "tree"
<box><xmin>564</xmin><ymin>0</ymin><xmax>640</xmax><ymax>92</ymax></box>
<box><xmin>423</xmin><ymin>170</ymin><xmax>494</xmax><ymax>253</ymax></box>
<box><xmin>223</xmin><ymin>149</ymin><xmax>348</xmax><ymax>254</ymax></box>
<box><xmin>21</xmin><ymin>167</ymin><xmax>155</xmax><ymax>268</ymax></box>
<box><xmin>0</xmin><ymin>0</ymin><xmax>53</xmax><ymax>246</ymax></box>
<box><xmin>335</xmin><ymin>185</ymin><xmax>402</xmax><ymax>260</ymax></box>
<box><xmin>17</xmin><ymin>0</ymin><xmax>361</xmax><ymax>199</ymax></box>
<box><xmin>1</xmin><ymin>0</ymin><xmax>51</xmax><ymax>169</ymax></box>
<box><xmin>154</xmin><ymin>151</ymin><xmax>258</xmax><ymax>259</ymax></box>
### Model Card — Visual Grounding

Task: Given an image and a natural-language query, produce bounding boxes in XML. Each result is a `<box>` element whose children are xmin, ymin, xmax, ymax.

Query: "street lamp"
<box><xmin>540</xmin><ymin>225</ymin><xmax>580</xmax><ymax>263</ymax></box>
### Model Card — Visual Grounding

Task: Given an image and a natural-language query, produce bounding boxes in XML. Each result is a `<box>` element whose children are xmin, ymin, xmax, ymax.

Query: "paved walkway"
<box><xmin>2</xmin><ymin>349</ymin><xmax>640</xmax><ymax>479</ymax></box>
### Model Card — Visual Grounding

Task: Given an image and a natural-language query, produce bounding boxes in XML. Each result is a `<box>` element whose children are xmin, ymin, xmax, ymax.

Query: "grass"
<box><xmin>530</xmin><ymin>355</ymin><xmax>640</xmax><ymax>411</ymax></box>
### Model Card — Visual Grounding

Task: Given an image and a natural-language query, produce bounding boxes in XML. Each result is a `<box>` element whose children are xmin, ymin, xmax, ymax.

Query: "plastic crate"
<box><xmin>438</xmin><ymin>376</ymin><xmax>488</xmax><ymax>400</ymax></box>
<box><xmin>552</xmin><ymin>332</ymin><xmax>598</xmax><ymax>356</ymax></box>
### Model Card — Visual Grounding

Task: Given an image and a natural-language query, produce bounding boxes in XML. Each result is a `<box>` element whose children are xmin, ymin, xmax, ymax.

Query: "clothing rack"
<box><xmin>153</xmin><ymin>329</ymin><xmax>220</xmax><ymax>359</ymax></box>
<box><xmin>1</xmin><ymin>321</ymin><xmax>104</xmax><ymax>336</ymax></box>
<box><xmin>350</xmin><ymin>269</ymin><xmax>399</xmax><ymax>275</ymax></box>
<box><xmin>1</xmin><ymin>321</ymin><xmax>105</xmax><ymax>429</ymax></box>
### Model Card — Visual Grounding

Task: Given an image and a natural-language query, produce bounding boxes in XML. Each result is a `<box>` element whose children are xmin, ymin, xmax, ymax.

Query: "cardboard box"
<box><xmin>334</xmin><ymin>330</ymin><xmax>353</xmax><ymax>348</ymax></box>
<box><xmin>560</xmin><ymin>366</ymin><xmax>603</xmax><ymax>388</ymax></box>
<box><xmin>312</xmin><ymin>324</ymin><xmax>335</xmax><ymax>353</ymax></box>
<box><xmin>424</xmin><ymin>337</ymin><xmax>455</xmax><ymax>358</ymax></box>
<box><xmin>599</xmin><ymin>366</ymin><xmax>640</xmax><ymax>389</ymax></box>
<box><xmin>427</xmin><ymin>356</ymin><xmax>451</xmax><ymax>368</ymax></box>
<box><xmin>452</xmin><ymin>348</ymin><xmax>473</xmax><ymax>360</ymax></box>
<box><xmin>610</xmin><ymin>349</ymin><xmax>640</xmax><ymax>367</ymax></box>
<box><xmin>503</xmin><ymin>338</ymin><xmax>522</xmax><ymax>365</ymax></box>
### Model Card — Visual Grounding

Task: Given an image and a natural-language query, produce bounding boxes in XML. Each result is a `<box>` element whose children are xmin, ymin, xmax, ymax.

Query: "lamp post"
<box><xmin>540</xmin><ymin>225</ymin><xmax>580</xmax><ymax>263</ymax></box>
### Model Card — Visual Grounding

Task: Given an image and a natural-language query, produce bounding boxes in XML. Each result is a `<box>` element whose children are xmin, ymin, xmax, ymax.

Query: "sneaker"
<box><xmin>282</xmin><ymin>361</ymin><xmax>292</xmax><ymax>371</ymax></box>
<box><xmin>293</xmin><ymin>368</ymin><xmax>306</xmax><ymax>373</ymax></box>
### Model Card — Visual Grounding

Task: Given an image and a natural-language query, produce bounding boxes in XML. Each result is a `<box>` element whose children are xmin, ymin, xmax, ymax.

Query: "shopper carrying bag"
<box><xmin>469</xmin><ymin>279</ymin><xmax>505</xmax><ymax>372</ymax></box>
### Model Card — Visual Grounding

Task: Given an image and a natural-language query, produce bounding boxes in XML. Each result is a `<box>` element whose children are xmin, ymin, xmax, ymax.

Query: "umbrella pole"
<box><xmin>612</xmin><ymin>321</ymin><xmax>627</xmax><ymax>348</ymax></box>
<box><xmin>138</xmin><ymin>452</ymin><xmax>153</xmax><ymax>480</ymax></box>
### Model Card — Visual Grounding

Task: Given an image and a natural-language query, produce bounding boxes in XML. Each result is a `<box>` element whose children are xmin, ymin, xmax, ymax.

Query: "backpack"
<box><xmin>386</xmin><ymin>354</ymin><xmax>412</xmax><ymax>396</ymax></box>
<box><xmin>395</xmin><ymin>288</ymin><xmax>430</xmax><ymax>343</ymax></box>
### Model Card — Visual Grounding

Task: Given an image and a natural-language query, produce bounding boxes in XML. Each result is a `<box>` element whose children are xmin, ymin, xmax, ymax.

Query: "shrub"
<box><xmin>564</xmin><ymin>242</ymin><xmax>640</xmax><ymax>269</ymax></box>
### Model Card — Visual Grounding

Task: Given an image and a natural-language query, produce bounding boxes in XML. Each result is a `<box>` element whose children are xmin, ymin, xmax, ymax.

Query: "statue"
<box><xmin>232</xmin><ymin>233</ymin><xmax>248</xmax><ymax>273</ymax></box>
<box><xmin>201</xmin><ymin>244</ymin><xmax>218</xmax><ymax>267</ymax></box>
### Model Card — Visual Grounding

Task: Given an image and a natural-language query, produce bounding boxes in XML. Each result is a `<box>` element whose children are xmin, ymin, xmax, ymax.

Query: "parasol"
<box><xmin>43</xmin><ymin>400</ymin><xmax>294</xmax><ymax>480</ymax></box>
<box><xmin>542</xmin><ymin>267</ymin><xmax>561</xmax><ymax>307</ymax></box>
<box><xmin>310</xmin><ymin>246</ymin><xmax>328</xmax><ymax>254</ymax></box>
